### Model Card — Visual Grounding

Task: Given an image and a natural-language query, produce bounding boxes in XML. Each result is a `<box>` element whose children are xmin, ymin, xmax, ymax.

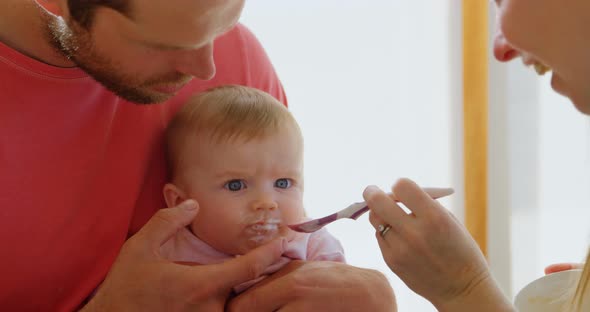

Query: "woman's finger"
<box><xmin>369</xmin><ymin>211</ymin><xmax>395</xmax><ymax>242</ymax></box>
<box><xmin>391</xmin><ymin>178</ymin><xmax>442</xmax><ymax>217</ymax></box>
<box><xmin>363</xmin><ymin>185</ymin><xmax>408</xmax><ymax>226</ymax></box>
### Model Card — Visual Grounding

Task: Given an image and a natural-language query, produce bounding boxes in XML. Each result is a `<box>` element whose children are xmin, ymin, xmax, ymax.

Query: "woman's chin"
<box><xmin>572</xmin><ymin>99</ymin><xmax>590</xmax><ymax>115</ymax></box>
<box><xmin>551</xmin><ymin>75</ymin><xmax>590</xmax><ymax>115</ymax></box>
<box><xmin>550</xmin><ymin>73</ymin><xmax>566</xmax><ymax>96</ymax></box>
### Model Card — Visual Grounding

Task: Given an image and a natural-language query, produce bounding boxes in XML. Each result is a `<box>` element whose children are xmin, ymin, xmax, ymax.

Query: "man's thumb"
<box><xmin>210</xmin><ymin>238</ymin><xmax>287</xmax><ymax>290</ymax></box>
<box><xmin>136</xmin><ymin>199</ymin><xmax>199</xmax><ymax>249</ymax></box>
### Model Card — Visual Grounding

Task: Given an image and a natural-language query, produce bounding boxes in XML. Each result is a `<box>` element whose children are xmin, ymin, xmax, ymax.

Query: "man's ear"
<box><xmin>163</xmin><ymin>183</ymin><xmax>187</xmax><ymax>208</ymax></box>
<box><xmin>35</xmin><ymin>0</ymin><xmax>67</xmax><ymax>17</ymax></box>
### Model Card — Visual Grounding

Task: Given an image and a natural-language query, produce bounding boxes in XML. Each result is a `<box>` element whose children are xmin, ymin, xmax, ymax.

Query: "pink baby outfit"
<box><xmin>160</xmin><ymin>227</ymin><xmax>345</xmax><ymax>293</ymax></box>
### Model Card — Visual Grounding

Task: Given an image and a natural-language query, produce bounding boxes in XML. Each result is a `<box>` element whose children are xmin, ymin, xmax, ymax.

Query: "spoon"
<box><xmin>287</xmin><ymin>187</ymin><xmax>454</xmax><ymax>233</ymax></box>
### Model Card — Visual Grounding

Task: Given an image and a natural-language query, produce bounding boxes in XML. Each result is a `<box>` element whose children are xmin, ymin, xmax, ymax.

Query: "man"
<box><xmin>0</xmin><ymin>0</ymin><xmax>395</xmax><ymax>311</ymax></box>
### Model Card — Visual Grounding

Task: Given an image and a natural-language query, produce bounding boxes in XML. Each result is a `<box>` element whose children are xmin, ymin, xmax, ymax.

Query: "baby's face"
<box><xmin>177</xmin><ymin>127</ymin><xmax>305</xmax><ymax>255</ymax></box>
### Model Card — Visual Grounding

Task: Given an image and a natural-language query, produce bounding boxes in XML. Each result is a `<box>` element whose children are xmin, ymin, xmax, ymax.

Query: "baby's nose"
<box><xmin>251</xmin><ymin>197</ymin><xmax>278</xmax><ymax>211</ymax></box>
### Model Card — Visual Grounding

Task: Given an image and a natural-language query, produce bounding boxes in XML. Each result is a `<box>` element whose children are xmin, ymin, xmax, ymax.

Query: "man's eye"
<box><xmin>274</xmin><ymin>178</ymin><xmax>292</xmax><ymax>189</ymax></box>
<box><xmin>225</xmin><ymin>180</ymin><xmax>246</xmax><ymax>191</ymax></box>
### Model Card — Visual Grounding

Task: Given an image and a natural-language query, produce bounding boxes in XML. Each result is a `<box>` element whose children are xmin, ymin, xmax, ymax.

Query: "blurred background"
<box><xmin>240</xmin><ymin>1</ymin><xmax>590</xmax><ymax>311</ymax></box>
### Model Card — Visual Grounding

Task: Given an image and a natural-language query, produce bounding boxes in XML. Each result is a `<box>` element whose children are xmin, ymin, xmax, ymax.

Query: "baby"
<box><xmin>160</xmin><ymin>85</ymin><xmax>345</xmax><ymax>293</ymax></box>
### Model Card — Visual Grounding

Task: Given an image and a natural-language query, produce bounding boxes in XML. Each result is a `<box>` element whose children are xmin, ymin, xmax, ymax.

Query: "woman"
<box><xmin>363</xmin><ymin>0</ymin><xmax>589</xmax><ymax>310</ymax></box>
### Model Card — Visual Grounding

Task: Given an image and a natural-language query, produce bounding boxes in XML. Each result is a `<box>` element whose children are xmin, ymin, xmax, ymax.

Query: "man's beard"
<box><xmin>44</xmin><ymin>17</ymin><xmax>190</xmax><ymax>104</ymax></box>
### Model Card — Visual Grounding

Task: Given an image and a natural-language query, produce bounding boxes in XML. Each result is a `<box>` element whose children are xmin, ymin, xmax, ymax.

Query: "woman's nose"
<box><xmin>175</xmin><ymin>43</ymin><xmax>216</xmax><ymax>80</ymax></box>
<box><xmin>493</xmin><ymin>31</ymin><xmax>519</xmax><ymax>62</ymax></box>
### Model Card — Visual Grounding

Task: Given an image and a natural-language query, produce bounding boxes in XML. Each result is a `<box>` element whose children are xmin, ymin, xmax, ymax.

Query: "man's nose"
<box><xmin>493</xmin><ymin>31</ymin><xmax>519</xmax><ymax>62</ymax></box>
<box><xmin>175</xmin><ymin>43</ymin><xmax>216</xmax><ymax>80</ymax></box>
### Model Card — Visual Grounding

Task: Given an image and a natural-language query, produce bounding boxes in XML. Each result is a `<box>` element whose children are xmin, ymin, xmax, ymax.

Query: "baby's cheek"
<box><xmin>285</xmin><ymin>202</ymin><xmax>306</xmax><ymax>221</ymax></box>
<box><xmin>206</xmin><ymin>220</ymin><xmax>247</xmax><ymax>254</ymax></box>
<box><xmin>278</xmin><ymin>223</ymin><xmax>298</xmax><ymax>241</ymax></box>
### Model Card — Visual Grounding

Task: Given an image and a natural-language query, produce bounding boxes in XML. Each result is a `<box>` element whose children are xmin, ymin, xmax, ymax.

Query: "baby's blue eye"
<box><xmin>225</xmin><ymin>180</ymin><xmax>246</xmax><ymax>191</ymax></box>
<box><xmin>275</xmin><ymin>178</ymin><xmax>291</xmax><ymax>189</ymax></box>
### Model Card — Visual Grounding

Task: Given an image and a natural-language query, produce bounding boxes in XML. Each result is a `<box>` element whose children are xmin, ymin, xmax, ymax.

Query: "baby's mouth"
<box><xmin>245</xmin><ymin>219</ymin><xmax>281</xmax><ymax>235</ymax></box>
<box><xmin>242</xmin><ymin>219</ymin><xmax>282</xmax><ymax>246</ymax></box>
<box><xmin>249</xmin><ymin>222</ymin><xmax>280</xmax><ymax>232</ymax></box>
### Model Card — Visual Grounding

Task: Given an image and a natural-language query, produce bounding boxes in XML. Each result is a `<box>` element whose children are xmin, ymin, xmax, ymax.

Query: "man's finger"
<box><xmin>206</xmin><ymin>238</ymin><xmax>286</xmax><ymax>292</ymax></box>
<box><xmin>227</xmin><ymin>260</ymin><xmax>306</xmax><ymax>312</ymax></box>
<box><xmin>135</xmin><ymin>200</ymin><xmax>199</xmax><ymax>250</ymax></box>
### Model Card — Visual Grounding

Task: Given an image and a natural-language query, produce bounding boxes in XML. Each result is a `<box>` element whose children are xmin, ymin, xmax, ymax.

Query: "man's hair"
<box><xmin>165</xmin><ymin>85</ymin><xmax>301</xmax><ymax>176</ymax></box>
<box><xmin>67</xmin><ymin>0</ymin><xmax>130</xmax><ymax>29</ymax></box>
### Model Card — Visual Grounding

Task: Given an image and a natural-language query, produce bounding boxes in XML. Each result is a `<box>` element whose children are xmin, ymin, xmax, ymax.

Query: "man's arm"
<box><xmin>228</xmin><ymin>260</ymin><xmax>397</xmax><ymax>312</ymax></box>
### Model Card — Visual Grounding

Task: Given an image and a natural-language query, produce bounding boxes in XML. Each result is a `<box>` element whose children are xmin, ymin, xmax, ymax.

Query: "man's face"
<box><xmin>47</xmin><ymin>0</ymin><xmax>244</xmax><ymax>104</ymax></box>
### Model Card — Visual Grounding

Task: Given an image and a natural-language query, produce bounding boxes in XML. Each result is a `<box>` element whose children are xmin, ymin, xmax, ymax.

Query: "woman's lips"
<box><xmin>532</xmin><ymin>63</ymin><xmax>550</xmax><ymax>75</ymax></box>
<box><xmin>521</xmin><ymin>55</ymin><xmax>551</xmax><ymax>75</ymax></box>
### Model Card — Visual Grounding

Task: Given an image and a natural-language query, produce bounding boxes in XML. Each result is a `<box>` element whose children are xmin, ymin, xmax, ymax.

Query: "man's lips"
<box><xmin>151</xmin><ymin>84</ymin><xmax>185</xmax><ymax>94</ymax></box>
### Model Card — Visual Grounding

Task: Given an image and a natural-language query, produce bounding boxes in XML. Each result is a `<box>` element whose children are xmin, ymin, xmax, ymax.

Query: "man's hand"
<box><xmin>227</xmin><ymin>260</ymin><xmax>396</xmax><ymax>312</ymax></box>
<box><xmin>82</xmin><ymin>200</ymin><xmax>286</xmax><ymax>312</ymax></box>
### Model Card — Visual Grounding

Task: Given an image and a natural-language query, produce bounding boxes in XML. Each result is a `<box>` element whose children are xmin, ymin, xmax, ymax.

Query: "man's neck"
<box><xmin>0</xmin><ymin>0</ymin><xmax>75</xmax><ymax>67</ymax></box>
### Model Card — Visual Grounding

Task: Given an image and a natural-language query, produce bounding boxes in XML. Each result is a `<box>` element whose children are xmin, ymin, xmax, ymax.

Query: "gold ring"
<box><xmin>378</xmin><ymin>224</ymin><xmax>392</xmax><ymax>237</ymax></box>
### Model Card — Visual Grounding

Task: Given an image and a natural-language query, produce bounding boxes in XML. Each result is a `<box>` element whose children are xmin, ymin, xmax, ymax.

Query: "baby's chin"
<box><xmin>235</xmin><ymin>226</ymin><xmax>295</xmax><ymax>254</ymax></box>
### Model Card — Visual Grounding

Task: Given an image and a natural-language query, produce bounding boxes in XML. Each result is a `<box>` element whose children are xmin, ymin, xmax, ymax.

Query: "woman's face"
<box><xmin>492</xmin><ymin>0</ymin><xmax>590</xmax><ymax>114</ymax></box>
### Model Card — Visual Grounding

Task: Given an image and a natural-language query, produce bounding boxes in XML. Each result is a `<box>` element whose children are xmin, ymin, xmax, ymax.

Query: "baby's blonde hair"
<box><xmin>165</xmin><ymin>85</ymin><xmax>301</xmax><ymax>178</ymax></box>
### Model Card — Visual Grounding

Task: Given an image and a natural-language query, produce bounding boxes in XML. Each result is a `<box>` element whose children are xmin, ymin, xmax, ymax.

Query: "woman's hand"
<box><xmin>363</xmin><ymin>178</ymin><xmax>514</xmax><ymax>311</ymax></box>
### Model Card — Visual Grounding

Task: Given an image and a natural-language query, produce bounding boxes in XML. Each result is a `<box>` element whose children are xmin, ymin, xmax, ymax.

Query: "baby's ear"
<box><xmin>163</xmin><ymin>183</ymin><xmax>186</xmax><ymax>208</ymax></box>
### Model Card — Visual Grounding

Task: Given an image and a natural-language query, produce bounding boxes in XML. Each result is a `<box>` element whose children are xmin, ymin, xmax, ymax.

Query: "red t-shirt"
<box><xmin>0</xmin><ymin>24</ymin><xmax>286</xmax><ymax>311</ymax></box>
